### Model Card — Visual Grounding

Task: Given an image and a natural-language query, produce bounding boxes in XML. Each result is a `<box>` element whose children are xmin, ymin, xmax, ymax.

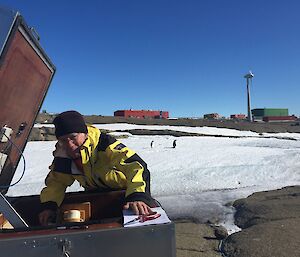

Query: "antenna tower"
<box><xmin>244</xmin><ymin>71</ymin><xmax>254</xmax><ymax>122</ymax></box>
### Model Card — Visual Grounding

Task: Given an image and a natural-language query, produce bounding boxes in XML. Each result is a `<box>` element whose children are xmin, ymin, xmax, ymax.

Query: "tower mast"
<box><xmin>244</xmin><ymin>71</ymin><xmax>254</xmax><ymax>122</ymax></box>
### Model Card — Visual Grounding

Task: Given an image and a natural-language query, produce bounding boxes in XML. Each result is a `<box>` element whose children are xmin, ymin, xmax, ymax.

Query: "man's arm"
<box><xmin>39</xmin><ymin>170</ymin><xmax>75</xmax><ymax>225</ymax></box>
<box><xmin>117</xmin><ymin>152</ymin><xmax>155</xmax><ymax>215</ymax></box>
<box><xmin>40</xmin><ymin>170</ymin><xmax>75</xmax><ymax>207</ymax></box>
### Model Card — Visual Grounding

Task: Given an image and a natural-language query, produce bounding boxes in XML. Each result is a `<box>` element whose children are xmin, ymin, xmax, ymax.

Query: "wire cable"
<box><xmin>0</xmin><ymin>132</ymin><xmax>26</xmax><ymax>189</ymax></box>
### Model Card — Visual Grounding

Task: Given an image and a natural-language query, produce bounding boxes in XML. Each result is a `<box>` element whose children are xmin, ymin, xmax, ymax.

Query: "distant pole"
<box><xmin>244</xmin><ymin>71</ymin><xmax>254</xmax><ymax>122</ymax></box>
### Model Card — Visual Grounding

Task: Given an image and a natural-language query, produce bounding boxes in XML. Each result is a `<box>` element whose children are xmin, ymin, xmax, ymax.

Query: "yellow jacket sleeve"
<box><xmin>40</xmin><ymin>170</ymin><xmax>75</xmax><ymax>207</ymax></box>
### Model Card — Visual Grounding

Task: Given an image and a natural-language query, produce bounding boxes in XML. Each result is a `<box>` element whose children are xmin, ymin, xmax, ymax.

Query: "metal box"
<box><xmin>0</xmin><ymin>191</ymin><xmax>176</xmax><ymax>257</ymax></box>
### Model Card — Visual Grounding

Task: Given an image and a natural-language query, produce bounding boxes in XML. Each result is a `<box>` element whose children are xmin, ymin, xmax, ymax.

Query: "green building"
<box><xmin>252</xmin><ymin>108</ymin><xmax>289</xmax><ymax>120</ymax></box>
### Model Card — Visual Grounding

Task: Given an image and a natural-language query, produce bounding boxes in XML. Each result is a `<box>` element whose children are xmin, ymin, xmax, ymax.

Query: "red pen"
<box><xmin>124</xmin><ymin>212</ymin><xmax>161</xmax><ymax>226</ymax></box>
<box><xmin>140</xmin><ymin>212</ymin><xmax>161</xmax><ymax>222</ymax></box>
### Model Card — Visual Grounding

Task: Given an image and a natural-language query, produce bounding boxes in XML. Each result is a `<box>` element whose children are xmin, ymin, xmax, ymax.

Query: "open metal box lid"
<box><xmin>0</xmin><ymin>6</ymin><xmax>18</xmax><ymax>58</ymax></box>
<box><xmin>0</xmin><ymin>6</ymin><xmax>56</xmax><ymax>194</ymax></box>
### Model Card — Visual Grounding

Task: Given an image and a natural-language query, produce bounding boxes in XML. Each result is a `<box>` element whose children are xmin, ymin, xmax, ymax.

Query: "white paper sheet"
<box><xmin>123</xmin><ymin>207</ymin><xmax>171</xmax><ymax>227</ymax></box>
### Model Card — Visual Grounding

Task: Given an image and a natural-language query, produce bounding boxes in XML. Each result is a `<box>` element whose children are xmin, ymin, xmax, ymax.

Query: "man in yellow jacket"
<box><xmin>39</xmin><ymin>110</ymin><xmax>155</xmax><ymax>225</ymax></box>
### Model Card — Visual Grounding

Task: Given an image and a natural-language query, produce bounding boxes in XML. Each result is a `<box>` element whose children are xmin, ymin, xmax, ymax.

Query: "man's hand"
<box><xmin>123</xmin><ymin>201</ymin><xmax>153</xmax><ymax>215</ymax></box>
<box><xmin>38</xmin><ymin>209</ymin><xmax>56</xmax><ymax>226</ymax></box>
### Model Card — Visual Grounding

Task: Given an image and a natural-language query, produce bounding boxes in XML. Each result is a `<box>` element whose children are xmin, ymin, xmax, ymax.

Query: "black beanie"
<box><xmin>53</xmin><ymin>110</ymin><xmax>88</xmax><ymax>138</ymax></box>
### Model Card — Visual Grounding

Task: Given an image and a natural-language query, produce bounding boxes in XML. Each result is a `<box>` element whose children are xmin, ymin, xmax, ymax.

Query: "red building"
<box><xmin>230</xmin><ymin>114</ymin><xmax>246</xmax><ymax>120</ymax></box>
<box><xmin>114</xmin><ymin>110</ymin><xmax>169</xmax><ymax>119</ymax></box>
<box><xmin>203</xmin><ymin>113</ymin><xmax>221</xmax><ymax>119</ymax></box>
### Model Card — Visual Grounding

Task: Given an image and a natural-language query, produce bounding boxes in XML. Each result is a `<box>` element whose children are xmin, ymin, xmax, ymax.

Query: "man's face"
<box><xmin>57</xmin><ymin>133</ymin><xmax>87</xmax><ymax>159</ymax></box>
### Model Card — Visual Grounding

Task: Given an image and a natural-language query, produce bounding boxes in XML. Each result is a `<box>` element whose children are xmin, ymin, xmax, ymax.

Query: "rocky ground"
<box><xmin>36</xmin><ymin>113</ymin><xmax>300</xmax><ymax>133</ymax></box>
<box><xmin>175</xmin><ymin>186</ymin><xmax>300</xmax><ymax>257</ymax></box>
<box><xmin>222</xmin><ymin>186</ymin><xmax>300</xmax><ymax>257</ymax></box>
<box><xmin>175</xmin><ymin>220</ymin><xmax>224</xmax><ymax>257</ymax></box>
<box><xmin>31</xmin><ymin>114</ymin><xmax>300</xmax><ymax>141</ymax></box>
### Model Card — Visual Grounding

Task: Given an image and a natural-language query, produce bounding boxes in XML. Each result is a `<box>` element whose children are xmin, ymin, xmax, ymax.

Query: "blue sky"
<box><xmin>2</xmin><ymin>0</ymin><xmax>300</xmax><ymax>117</ymax></box>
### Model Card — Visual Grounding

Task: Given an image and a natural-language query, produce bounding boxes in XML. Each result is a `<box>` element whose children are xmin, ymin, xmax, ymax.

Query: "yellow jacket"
<box><xmin>40</xmin><ymin>126</ymin><xmax>152</xmax><ymax>209</ymax></box>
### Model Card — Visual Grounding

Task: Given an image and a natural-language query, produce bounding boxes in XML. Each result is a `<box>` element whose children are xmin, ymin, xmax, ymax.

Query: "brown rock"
<box><xmin>223</xmin><ymin>218</ymin><xmax>300</xmax><ymax>257</ymax></box>
<box><xmin>213</xmin><ymin>225</ymin><xmax>228</xmax><ymax>240</ymax></box>
<box><xmin>175</xmin><ymin>221</ymin><xmax>222</xmax><ymax>257</ymax></box>
<box><xmin>233</xmin><ymin>186</ymin><xmax>300</xmax><ymax>228</ymax></box>
<box><xmin>222</xmin><ymin>186</ymin><xmax>300</xmax><ymax>257</ymax></box>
